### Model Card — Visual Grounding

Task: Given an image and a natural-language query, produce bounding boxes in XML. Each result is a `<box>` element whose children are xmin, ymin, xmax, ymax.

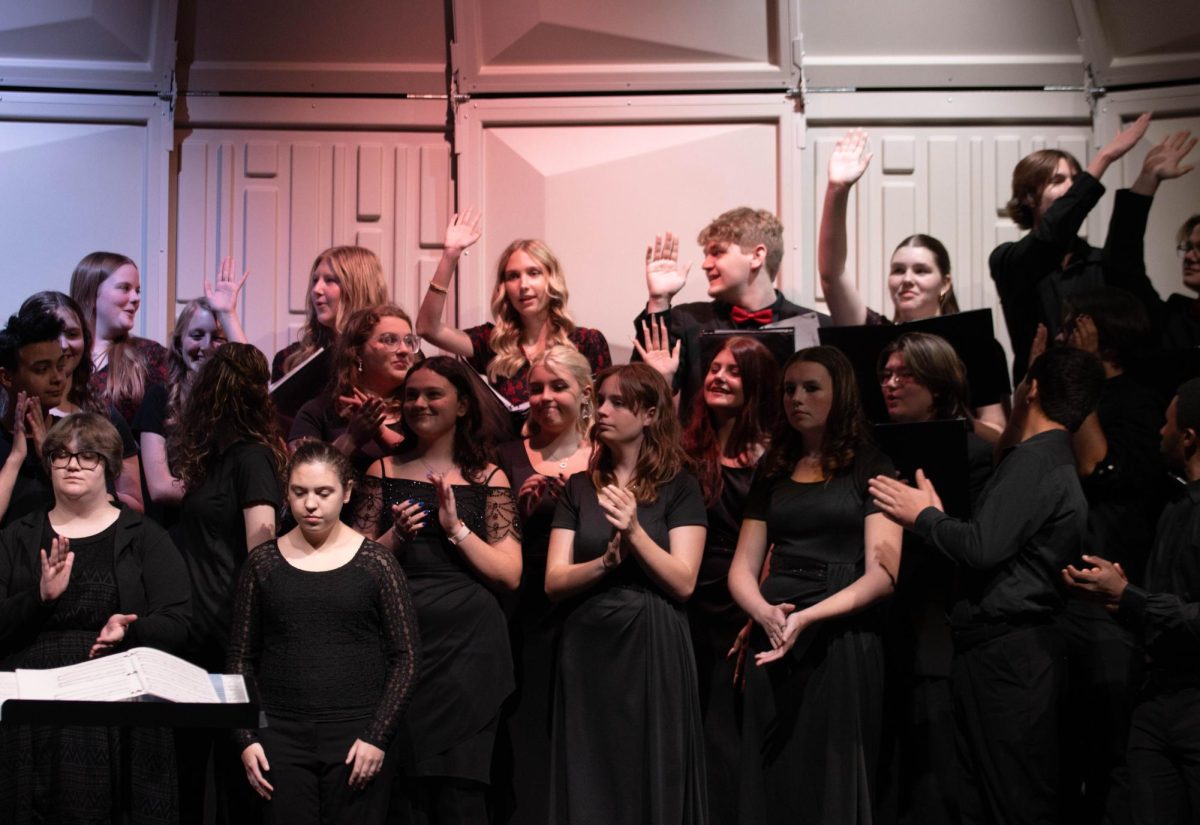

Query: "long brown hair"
<box><xmin>283</xmin><ymin>246</ymin><xmax>389</xmax><ymax>374</ymax></box>
<box><xmin>892</xmin><ymin>234</ymin><xmax>960</xmax><ymax>317</ymax></box>
<box><xmin>589</xmin><ymin>364</ymin><xmax>691</xmax><ymax>504</ymax></box>
<box><xmin>487</xmin><ymin>239</ymin><xmax>578</xmax><ymax>382</ymax></box>
<box><xmin>169</xmin><ymin>343</ymin><xmax>286</xmax><ymax>490</ymax></box>
<box><xmin>759</xmin><ymin>346</ymin><xmax>870</xmax><ymax>481</ymax></box>
<box><xmin>69</xmin><ymin>251</ymin><xmax>150</xmax><ymax>413</ymax></box>
<box><xmin>682</xmin><ymin>336</ymin><xmax>779</xmax><ymax>506</ymax></box>
<box><xmin>398</xmin><ymin>356</ymin><xmax>495</xmax><ymax>483</ymax></box>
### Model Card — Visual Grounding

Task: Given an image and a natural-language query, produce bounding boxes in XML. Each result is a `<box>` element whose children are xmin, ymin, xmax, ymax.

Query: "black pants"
<box><xmin>177</xmin><ymin>726</ymin><xmax>261</xmax><ymax>825</ymax></box>
<box><xmin>952</xmin><ymin>624</ymin><xmax>1065</xmax><ymax>825</ymax></box>
<box><xmin>1127</xmin><ymin>684</ymin><xmax>1200</xmax><ymax>825</ymax></box>
<box><xmin>256</xmin><ymin>715</ymin><xmax>395</xmax><ymax>825</ymax></box>
<box><xmin>390</xmin><ymin>776</ymin><xmax>488</xmax><ymax>825</ymax></box>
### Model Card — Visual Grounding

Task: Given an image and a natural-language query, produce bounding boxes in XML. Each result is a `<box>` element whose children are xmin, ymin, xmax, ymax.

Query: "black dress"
<box><xmin>0</xmin><ymin>513</ymin><xmax>189</xmax><ymax>825</ymax></box>
<box><xmin>494</xmin><ymin>439</ymin><xmax>566</xmax><ymax>824</ymax></box>
<box><xmin>739</xmin><ymin>448</ymin><xmax>895</xmax><ymax>825</ymax></box>
<box><xmin>356</xmin><ymin>469</ymin><xmax>519</xmax><ymax>783</ymax></box>
<box><xmin>549</xmin><ymin>471</ymin><xmax>709</xmax><ymax>825</ymax></box>
<box><xmin>688</xmin><ymin>464</ymin><xmax>754</xmax><ymax>825</ymax></box>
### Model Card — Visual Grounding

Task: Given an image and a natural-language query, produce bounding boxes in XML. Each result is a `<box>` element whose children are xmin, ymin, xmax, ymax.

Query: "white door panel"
<box><xmin>174</xmin><ymin>128</ymin><xmax>451</xmax><ymax>357</ymax></box>
<box><xmin>455</xmin><ymin>95</ymin><xmax>800</xmax><ymax>365</ymax></box>
<box><xmin>0</xmin><ymin>93</ymin><xmax>171</xmax><ymax>338</ymax></box>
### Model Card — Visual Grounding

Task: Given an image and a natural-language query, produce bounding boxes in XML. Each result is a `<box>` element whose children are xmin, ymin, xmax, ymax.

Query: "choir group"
<box><xmin>0</xmin><ymin>114</ymin><xmax>1198</xmax><ymax>825</ymax></box>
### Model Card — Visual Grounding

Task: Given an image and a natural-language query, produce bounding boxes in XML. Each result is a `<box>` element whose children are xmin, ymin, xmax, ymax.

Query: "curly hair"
<box><xmin>487</xmin><ymin>239</ymin><xmax>578</xmax><ymax>383</ymax></box>
<box><xmin>165</xmin><ymin>298</ymin><xmax>228</xmax><ymax>431</ymax></box>
<box><xmin>877</xmin><ymin>332</ymin><xmax>973</xmax><ymax>421</ymax></box>
<box><xmin>168</xmin><ymin>342</ymin><xmax>286</xmax><ymax>491</ymax></box>
<box><xmin>1006</xmin><ymin>149</ymin><xmax>1082</xmax><ymax>230</ymax></box>
<box><xmin>759</xmin><ymin>346</ymin><xmax>871</xmax><ymax>481</ymax></box>
<box><xmin>682</xmin><ymin>336</ymin><xmax>779</xmax><ymax>506</ymax></box>
<box><xmin>330</xmin><ymin>304</ymin><xmax>416</xmax><ymax>417</ymax></box>
<box><xmin>282</xmin><ymin>246</ymin><xmax>390</xmax><ymax>374</ymax></box>
<box><xmin>399</xmin><ymin>356</ymin><xmax>495</xmax><ymax>483</ymax></box>
<box><xmin>891</xmin><ymin>234</ymin><xmax>960</xmax><ymax>317</ymax></box>
<box><xmin>69</xmin><ymin>251</ymin><xmax>152</xmax><ymax>414</ymax></box>
<box><xmin>589</xmin><ymin>364</ymin><xmax>692</xmax><ymax>505</ymax></box>
<box><xmin>19</xmin><ymin>291</ymin><xmax>98</xmax><ymax>412</ymax></box>
<box><xmin>697</xmin><ymin>207</ymin><xmax>784</xmax><ymax>278</ymax></box>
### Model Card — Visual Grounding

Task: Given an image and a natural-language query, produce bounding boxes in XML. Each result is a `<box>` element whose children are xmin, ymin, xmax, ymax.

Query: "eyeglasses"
<box><xmin>375</xmin><ymin>333</ymin><xmax>422</xmax><ymax>353</ymax></box>
<box><xmin>1178</xmin><ymin>243</ymin><xmax>1199</xmax><ymax>259</ymax></box>
<box><xmin>879</xmin><ymin>369</ymin><xmax>917</xmax><ymax>387</ymax></box>
<box><xmin>49</xmin><ymin>449</ymin><xmax>104</xmax><ymax>470</ymax></box>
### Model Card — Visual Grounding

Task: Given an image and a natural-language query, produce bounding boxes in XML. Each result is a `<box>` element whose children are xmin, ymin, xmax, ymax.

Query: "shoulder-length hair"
<box><xmin>331</xmin><ymin>303</ymin><xmax>416</xmax><ymax>405</ymax></box>
<box><xmin>759</xmin><ymin>346</ymin><xmax>871</xmax><ymax>481</ymax></box>
<box><xmin>877</xmin><ymin>332</ymin><xmax>972</xmax><ymax>421</ymax></box>
<box><xmin>487</xmin><ymin>239</ymin><xmax>578</xmax><ymax>382</ymax></box>
<box><xmin>892</xmin><ymin>234</ymin><xmax>960</xmax><ymax>317</ymax></box>
<box><xmin>168</xmin><ymin>342</ymin><xmax>286</xmax><ymax>491</ymax></box>
<box><xmin>282</xmin><ymin>246</ymin><xmax>389</xmax><ymax>374</ymax></box>
<box><xmin>1006</xmin><ymin>149</ymin><xmax>1082</xmax><ymax>230</ymax></box>
<box><xmin>42</xmin><ymin>412</ymin><xmax>124</xmax><ymax>486</ymax></box>
<box><xmin>525</xmin><ymin>344</ymin><xmax>595</xmax><ymax>439</ymax></box>
<box><xmin>399</xmin><ymin>356</ymin><xmax>495</xmax><ymax>483</ymax></box>
<box><xmin>589</xmin><ymin>363</ymin><xmax>691</xmax><ymax>505</ymax></box>
<box><xmin>166</xmin><ymin>297</ymin><xmax>227</xmax><ymax>430</ymax></box>
<box><xmin>682</xmin><ymin>336</ymin><xmax>779</xmax><ymax>506</ymax></box>
<box><xmin>19</xmin><ymin>291</ymin><xmax>98</xmax><ymax>412</ymax></box>
<box><xmin>69</xmin><ymin>251</ymin><xmax>151</xmax><ymax>413</ymax></box>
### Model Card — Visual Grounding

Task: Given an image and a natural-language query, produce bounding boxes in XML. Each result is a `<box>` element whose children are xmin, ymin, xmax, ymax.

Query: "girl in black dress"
<box><xmin>493</xmin><ymin>345</ymin><xmax>595</xmax><ymax>824</ymax></box>
<box><xmin>229</xmin><ymin>440</ymin><xmax>420</xmax><ymax>825</ymax></box>
<box><xmin>545</xmin><ymin>363</ymin><xmax>708</xmax><ymax>825</ymax></box>
<box><xmin>355</xmin><ymin>355</ymin><xmax>521</xmax><ymax>823</ymax></box>
<box><xmin>680</xmin><ymin>335</ymin><xmax>779</xmax><ymax>825</ymax></box>
<box><xmin>0</xmin><ymin>412</ymin><xmax>190</xmax><ymax>824</ymax></box>
<box><xmin>727</xmin><ymin>345</ymin><xmax>902</xmax><ymax>825</ymax></box>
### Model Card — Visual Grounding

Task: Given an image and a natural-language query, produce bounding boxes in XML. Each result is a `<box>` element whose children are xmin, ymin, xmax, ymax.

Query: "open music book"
<box><xmin>0</xmin><ymin>648</ymin><xmax>247</xmax><ymax>705</ymax></box>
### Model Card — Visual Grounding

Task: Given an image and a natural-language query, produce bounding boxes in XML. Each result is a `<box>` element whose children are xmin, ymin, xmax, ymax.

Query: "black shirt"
<box><xmin>0</xmin><ymin>427</ymin><xmax>50</xmax><ymax>529</ymax></box>
<box><xmin>1118</xmin><ymin>480</ymin><xmax>1200</xmax><ymax>678</ymax></box>
<box><xmin>915</xmin><ymin>429</ymin><xmax>1088</xmax><ymax>627</ymax></box>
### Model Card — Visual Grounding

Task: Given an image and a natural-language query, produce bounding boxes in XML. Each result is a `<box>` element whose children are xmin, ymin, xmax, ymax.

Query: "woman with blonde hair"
<box><xmin>417</xmin><ymin>209</ymin><xmax>610</xmax><ymax>414</ymax></box>
<box><xmin>69</xmin><ymin>251</ymin><xmax>168</xmax><ymax>427</ymax></box>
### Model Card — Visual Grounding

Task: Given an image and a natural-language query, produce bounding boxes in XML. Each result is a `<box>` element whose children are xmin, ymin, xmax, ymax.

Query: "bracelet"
<box><xmin>427</xmin><ymin>282</ymin><xmax>449</xmax><ymax>295</ymax></box>
<box><xmin>447</xmin><ymin>521</ymin><xmax>471</xmax><ymax>545</ymax></box>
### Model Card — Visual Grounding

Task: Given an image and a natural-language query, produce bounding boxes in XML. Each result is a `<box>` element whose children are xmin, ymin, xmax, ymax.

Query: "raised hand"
<box><xmin>444</xmin><ymin>207</ymin><xmax>482</xmax><ymax>255</ymax></box>
<box><xmin>828</xmin><ymin>128</ymin><xmax>873</xmax><ymax>187</ymax></box>
<box><xmin>240</xmin><ymin>744</ymin><xmax>274</xmax><ymax>800</ymax></box>
<box><xmin>1067</xmin><ymin>315</ymin><xmax>1100</xmax><ymax>356</ymax></box>
<box><xmin>1102</xmin><ymin>112</ymin><xmax>1152</xmax><ymax>163</ymax></box>
<box><xmin>345</xmin><ymin>739</ymin><xmax>385</xmax><ymax>789</ymax></box>
<box><xmin>7</xmin><ymin>391</ymin><xmax>31</xmax><ymax>465</ymax></box>
<box><xmin>341</xmin><ymin>389</ymin><xmax>387</xmax><ymax>447</ymax></box>
<box><xmin>631</xmin><ymin>316</ymin><xmax>680</xmax><ymax>384</ymax></box>
<box><xmin>90</xmin><ymin>613</ymin><xmax>138</xmax><ymax>658</ymax></box>
<box><xmin>39</xmin><ymin>536</ymin><xmax>74</xmax><ymax>603</ymax></box>
<box><xmin>1141</xmin><ymin>129</ymin><xmax>1197</xmax><ymax>181</ymax></box>
<box><xmin>645</xmin><ymin>232</ymin><xmax>691</xmax><ymax>306</ymax></box>
<box><xmin>204</xmin><ymin>257</ymin><xmax>250</xmax><ymax>314</ymax></box>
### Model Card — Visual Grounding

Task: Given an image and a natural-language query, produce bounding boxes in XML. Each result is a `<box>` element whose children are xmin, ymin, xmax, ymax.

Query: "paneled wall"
<box><xmin>174</xmin><ymin>127</ymin><xmax>451</xmax><ymax>357</ymax></box>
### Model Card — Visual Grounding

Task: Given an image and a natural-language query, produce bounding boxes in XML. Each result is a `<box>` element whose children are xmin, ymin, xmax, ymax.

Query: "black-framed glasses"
<box><xmin>49</xmin><ymin>449</ymin><xmax>104</xmax><ymax>470</ymax></box>
<box><xmin>1178</xmin><ymin>243</ymin><xmax>1199</xmax><ymax>258</ymax></box>
<box><xmin>375</xmin><ymin>333</ymin><xmax>422</xmax><ymax>353</ymax></box>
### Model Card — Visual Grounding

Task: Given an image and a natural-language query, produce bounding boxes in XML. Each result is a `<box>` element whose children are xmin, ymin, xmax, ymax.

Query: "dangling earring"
<box><xmin>356</xmin><ymin>358</ymin><xmax>363</xmax><ymax>373</ymax></box>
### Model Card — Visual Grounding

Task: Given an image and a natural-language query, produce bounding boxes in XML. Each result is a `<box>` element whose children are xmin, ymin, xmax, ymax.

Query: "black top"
<box><xmin>0</xmin><ymin>507</ymin><xmax>191</xmax><ymax>659</ymax></box>
<box><xmin>496</xmin><ymin>439</ymin><xmax>567</xmax><ymax>618</ymax></box>
<box><xmin>0</xmin><ymin>426</ymin><xmax>50</xmax><ymax>530</ymax></box>
<box><xmin>550</xmin><ymin>471</ymin><xmax>707</xmax><ymax>594</ymax></box>
<box><xmin>228</xmin><ymin>538</ymin><xmax>420</xmax><ymax>751</ymax></box>
<box><xmin>130</xmin><ymin>382</ymin><xmax>179</xmax><ymax>528</ymax></box>
<box><xmin>915</xmin><ymin>429</ymin><xmax>1087</xmax><ymax>627</ymax></box>
<box><xmin>290</xmin><ymin>394</ymin><xmax>402</xmax><ymax>475</ymax></box>
<box><xmin>989</xmin><ymin>173</ymin><xmax>1148</xmax><ymax>382</ymax></box>
<box><xmin>633</xmin><ymin>293</ymin><xmax>830</xmax><ymax>424</ymax></box>
<box><xmin>1119</xmin><ymin>480</ymin><xmax>1200</xmax><ymax>678</ymax></box>
<box><xmin>1081</xmin><ymin>373</ymin><xmax>1167</xmax><ymax>582</ymax></box>
<box><xmin>175</xmin><ymin>441</ymin><xmax>281</xmax><ymax>669</ymax></box>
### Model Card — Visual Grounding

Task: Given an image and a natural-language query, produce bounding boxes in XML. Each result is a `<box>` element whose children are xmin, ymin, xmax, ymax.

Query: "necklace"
<box><xmin>419</xmin><ymin>455</ymin><xmax>454</xmax><ymax>477</ymax></box>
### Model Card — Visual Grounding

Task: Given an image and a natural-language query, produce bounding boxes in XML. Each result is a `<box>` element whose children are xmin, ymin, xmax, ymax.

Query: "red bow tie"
<box><xmin>730</xmin><ymin>306</ymin><xmax>774</xmax><ymax>326</ymax></box>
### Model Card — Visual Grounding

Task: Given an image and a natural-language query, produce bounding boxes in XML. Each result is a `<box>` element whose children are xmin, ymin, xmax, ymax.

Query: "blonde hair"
<box><xmin>525</xmin><ymin>345</ymin><xmax>594</xmax><ymax>438</ymax></box>
<box><xmin>283</xmin><ymin>246</ymin><xmax>389</xmax><ymax>374</ymax></box>
<box><xmin>487</xmin><ymin>240</ymin><xmax>577</xmax><ymax>383</ymax></box>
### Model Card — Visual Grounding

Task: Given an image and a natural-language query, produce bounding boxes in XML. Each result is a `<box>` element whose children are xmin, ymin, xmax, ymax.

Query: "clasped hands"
<box><xmin>1062</xmin><ymin>555</ymin><xmax>1128</xmax><ymax>611</ymax></box>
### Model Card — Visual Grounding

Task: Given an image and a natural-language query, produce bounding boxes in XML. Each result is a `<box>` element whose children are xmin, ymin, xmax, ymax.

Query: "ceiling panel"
<box><xmin>1074</xmin><ymin>0</ymin><xmax>1200</xmax><ymax>87</ymax></box>
<box><xmin>0</xmin><ymin>1</ymin><xmax>176</xmax><ymax>92</ymax></box>
<box><xmin>451</xmin><ymin>0</ymin><xmax>797</xmax><ymax>94</ymax></box>
<box><xmin>177</xmin><ymin>0</ymin><xmax>446</xmax><ymax>94</ymax></box>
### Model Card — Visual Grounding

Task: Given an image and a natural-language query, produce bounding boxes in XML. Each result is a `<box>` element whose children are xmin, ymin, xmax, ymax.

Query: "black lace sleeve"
<box><xmin>353</xmin><ymin>474</ymin><xmax>386</xmax><ymax>539</ymax></box>
<box><xmin>484</xmin><ymin>485</ymin><xmax>522</xmax><ymax>544</ymax></box>
<box><xmin>227</xmin><ymin>545</ymin><xmax>276</xmax><ymax>751</ymax></box>
<box><xmin>358</xmin><ymin>541</ymin><xmax>421</xmax><ymax>749</ymax></box>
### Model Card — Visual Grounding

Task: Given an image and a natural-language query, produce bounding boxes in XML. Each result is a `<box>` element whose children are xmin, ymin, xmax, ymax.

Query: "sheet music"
<box><xmin>134</xmin><ymin>648</ymin><xmax>220</xmax><ymax>703</ymax></box>
<box><xmin>766</xmin><ymin>312</ymin><xmax>821</xmax><ymax>348</ymax></box>
<box><xmin>219</xmin><ymin>674</ymin><xmax>248</xmax><ymax>704</ymax></box>
<box><xmin>0</xmin><ymin>672</ymin><xmax>19</xmax><ymax>703</ymax></box>
<box><xmin>15</xmin><ymin>654</ymin><xmax>142</xmax><ymax>701</ymax></box>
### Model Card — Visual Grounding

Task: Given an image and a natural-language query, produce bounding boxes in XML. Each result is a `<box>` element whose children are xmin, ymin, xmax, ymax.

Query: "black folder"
<box><xmin>872</xmin><ymin>418</ymin><xmax>973</xmax><ymax>520</ymax></box>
